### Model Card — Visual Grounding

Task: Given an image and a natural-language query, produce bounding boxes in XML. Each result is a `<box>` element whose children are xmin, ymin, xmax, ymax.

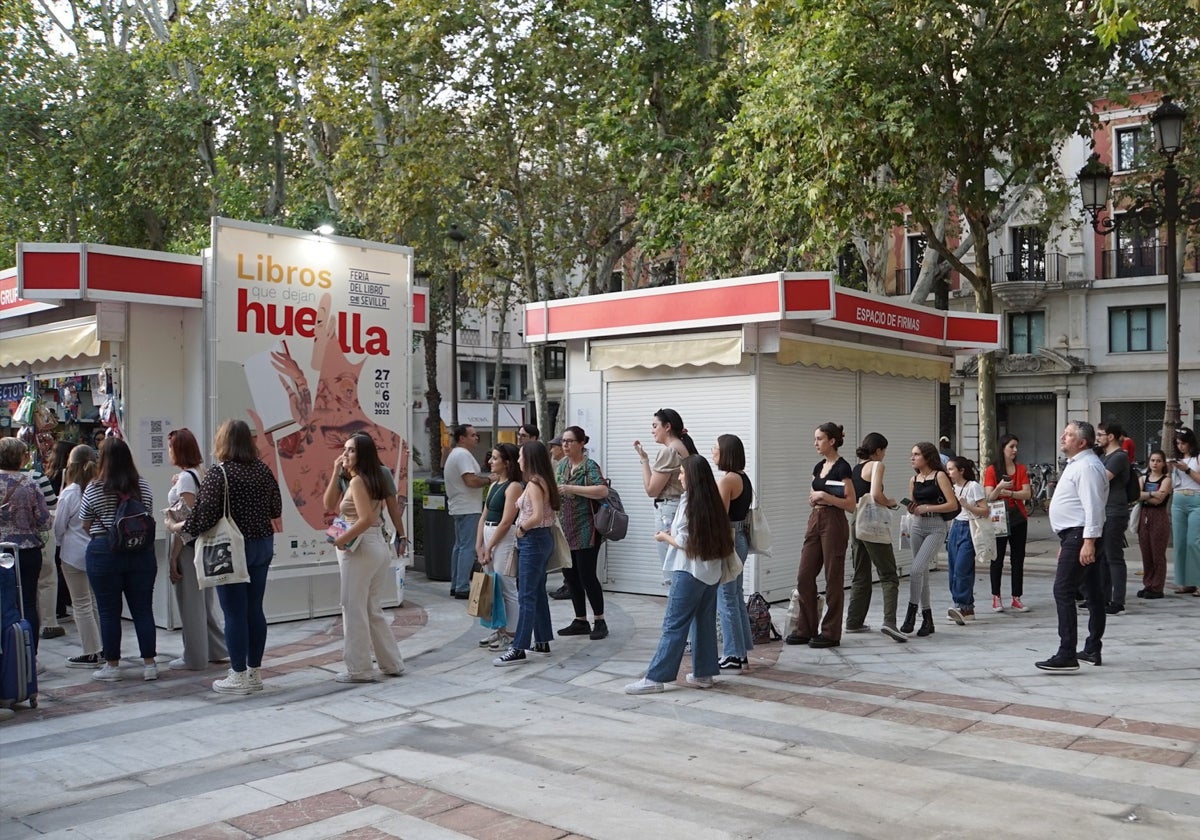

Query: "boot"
<box><xmin>900</xmin><ymin>603</ymin><xmax>918</xmax><ymax>634</ymax></box>
<box><xmin>917</xmin><ymin>609</ymin><xmax>935</xmax><ymax>637</ymax></box>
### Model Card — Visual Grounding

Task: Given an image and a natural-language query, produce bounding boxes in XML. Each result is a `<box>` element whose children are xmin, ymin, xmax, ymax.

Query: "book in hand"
<box><xmin>326</xmin><ymin>517</ymin><xmax>361</xmax><ymax>552</ymax></box>
<box><xmin>823</xmin><ymin>479</ymin><xmax>846</xmax><ymax>498</ymax></box>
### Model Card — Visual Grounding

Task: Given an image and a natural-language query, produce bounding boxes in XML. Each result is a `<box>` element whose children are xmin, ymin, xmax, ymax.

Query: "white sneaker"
<box><xmin>685</xmin><ymin>673</ymin><xmax>714</xmax><ymax>689</ymax></box>
<box><xmin>488</xmin><ymin>632</ymin><xmax>512</xmax><ymax>651</ymax></box>
<box><xmin>92</xmin><ymin>663</ymin><xmax>122</xmax><ymax>682</ymax></box>
<box><xmin>169</xmin><ymin>657</ymin><xmax>201</xmax><ymax>670</ymax></box>
<box><xmin>212</xmin><ymin>669</ymin><xmax>253</xmax><ymax>695</ymax></box>
<box><xmin>624</xmin><ymin>677</ymin><xmax>665</xmax><ymax>695</ymax></box>
<box><xmin>479</xmin><ymin>629</ymin><xmax>501</xmax><ymax>648</ymax></box>
<box><xmin>246</xmin><ymin>667</ymin><xmax>263</xmax><ymax>691</ymax></box>
<box><xmin>143</xmin><ymin>663</ymin><xmax>158</xmax><ymax>681</ymax></box>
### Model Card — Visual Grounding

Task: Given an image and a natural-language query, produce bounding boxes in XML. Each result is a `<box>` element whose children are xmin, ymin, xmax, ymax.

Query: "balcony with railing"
<box><xmin>989</xmin><ymin>251</ymin><xmax>1067</xmax><ymax>309</ymax></box>
<box><xmin>1100</xmin><ymin>246</ymin><xmax>1200</xmax><ymax>280</ymax></box>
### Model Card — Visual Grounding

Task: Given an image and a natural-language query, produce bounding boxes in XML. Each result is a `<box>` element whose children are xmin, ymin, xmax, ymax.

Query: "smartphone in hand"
<box><xmin>900</xmin><ymin>497</ymin><xmax>913</xmax><ymax>508</ymax></box>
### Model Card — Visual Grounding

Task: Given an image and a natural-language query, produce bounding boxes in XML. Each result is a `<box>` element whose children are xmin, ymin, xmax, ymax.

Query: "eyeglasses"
<box><xmin>560</xmin><ymin>438</ymin><xmax>579</xmax><ymax>444</ymax></box>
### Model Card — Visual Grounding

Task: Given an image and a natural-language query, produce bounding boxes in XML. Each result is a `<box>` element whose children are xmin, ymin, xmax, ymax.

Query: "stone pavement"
<box><xmin>2</xmin><ymin>520</ymin><xmax>1198</xmax><ymax>840</ymax></box>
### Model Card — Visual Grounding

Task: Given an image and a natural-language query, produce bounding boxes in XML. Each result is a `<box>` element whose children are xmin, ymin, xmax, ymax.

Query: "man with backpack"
<box><xmin>1096</xmin><ymin>421</ymin><xmax>1136</xmax><ymax>616</ymax></box>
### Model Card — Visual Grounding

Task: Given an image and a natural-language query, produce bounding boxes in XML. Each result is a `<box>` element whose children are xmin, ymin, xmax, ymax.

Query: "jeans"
<box><xmin>654</xmin><ymin>499</ymin><xmax>680</xmax><ymax>578</ymax></box>
<box><xmin>646</xmin><ymin>570</ymin><xmax>720</xmax><ymax>683</ymax></box>
<box><xmin>908</xmin><ymin>517</ymin><xmax>946</xmax><ymax>609</ymax></box>
<box><xmin>992</xmin><ymin>512</ymin><xmax>1028</xmax><ymax>598</ymax></box>
<box><xmin>1099</xmin><ymin>512</ymin><xmax>1127</xmax><ymax>607</ymax></box>
<box><xmin>846</xmin><ymin>531</ymin><xmax>900</xmax><ymax>628</ymax></box>
<box><xmin>451</xmin><ymin>513</ymin><xmax>480</xmax><ymax>594</ymax></box>
<box><xmin>563</xmin><ymin>543</ymin><xmax>605</xmax><ymax>619</ymax></box>
<box><xmin>86</xmin><ymin>538</ymin><xmax>157</xmax><ymax>661</ymax></box>
<box><xmin>718</xmin><ymin>522</ymin><xmax>754</xmax><ymax>658</ymax></box>
<box><xmin>215</xmin><ymin>536</ymin><xmax>273</xmax><ymax>672</ymax></box>
<box><xmin>1051</xmin><ymin>527</ymin><xmax>1106</xmax><ymax>657</ymax></box>
<box><xmin>512</xmin><ymin>527</ymin><xmax>553</xmax><ymax>650</ymax></box>
<box><xmin>1171</xmin><ymin>492</ymin><xmax>1200</xmax><ymax>587</ymax></box>
<box><xmin>946</xmin><ymin>519</ymin><xmax>976</xmax><ymax>610</ymax></box>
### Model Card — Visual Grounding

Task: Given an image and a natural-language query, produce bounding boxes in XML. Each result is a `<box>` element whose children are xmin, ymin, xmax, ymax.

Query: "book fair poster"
<box><xmin>209</xmin><ymin>219</ymin><xmax>413</xmax><ymax>566</ymax></box>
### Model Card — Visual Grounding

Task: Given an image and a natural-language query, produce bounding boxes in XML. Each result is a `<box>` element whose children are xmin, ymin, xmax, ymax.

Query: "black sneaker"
<box><xmin>40</xmin><ymin>626</ymin><xmax>66</xmax><ymax>639</ymax></box>
<box><xmin>808</xmin><ymin>635</ymin><xmax>840</xmax><ymax>648</ymax></box>
<box><xmin>550</xmin><ymin>583</ymin><xmax>572</xmax><ymax>600</ymax></box>
<box><xmin>1145</xmin><ymin>590</ymin><xmax>1165</xmax><ymax>599</ymax></box>
<box><xmin>1105</xmin><ymin>603</ymin><xmax>1125</xmax><ymax>615</ymax></box>
<box><xmin>1077</xmin><ymin>649</ymin><xmax>1102</xmax><ymax>666</ymax></box>
<box><xmin>557</xmin><ymin>619</ymin><xmax>591</xmax><ymax>637</ymax></box>
<box><xmin>785</xmin><ymin>633</ymin><xmax>810</xmax><ymax>646</ymax></box>
<box><xmin>1136</xmin><ymin>589</ymin><xmax>1147</xmax><ymax>598</ymax></box>
<box><xmin>532</xmin><ymin>642</ymin><xmax>551</xmax><ymax>656</ymax></box>
<box><xmin>492</xmin><ymin>648</ymin><xmax>527</xmax><ymax>667</ymax></box>
<box><xmin>1035</xmin><ymin>653</ymin><xmax>1080</xmax><ymax>672</ymax></box>
<box><xmin>718</xmin><ymin>656</ymin><xmax>742</xmax><ymax>671</ymax></box>
<box><xmin>66</xmin><ymin>653</ymin><xmax>102</xmax><ymax>669</ymax></box>
<box><xmin>588</xmin><ymin>619</ymin><xmax>608</xmax><ymax>640</ymax></box>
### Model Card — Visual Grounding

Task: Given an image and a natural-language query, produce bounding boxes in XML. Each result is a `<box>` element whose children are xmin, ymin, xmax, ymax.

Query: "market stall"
<box><xmin>524</xmin><ymin>273</ymin><xmax>1001</xmax><ymax>603</ymax></box>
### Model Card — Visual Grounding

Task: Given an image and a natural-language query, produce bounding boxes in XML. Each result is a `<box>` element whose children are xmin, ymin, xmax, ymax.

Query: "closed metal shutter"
<box><xmin>755</xmin><ymin>360</ymin><xmax>858</xmax><ymax>602</ymax></box>
<box><xmin>602</xmin><ymin>372</ymin><xmax>756</xmax><ymax>595</ymax></box>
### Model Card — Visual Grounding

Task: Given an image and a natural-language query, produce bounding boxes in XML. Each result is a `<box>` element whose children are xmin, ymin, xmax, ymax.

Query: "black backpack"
<box><xmin>110</xmin><ymin>490</ymin><xmax>156</xmax><ymax>553</ymax></box>
<box><xmin>747</xmin><ymin>593</ymin><xmax>781</xmax><ymax>643</ymax></box>
<box><xmin>1125</xmin><ymin>463</ymin><xmax>1142</xmax><ymax>505</ymax></box>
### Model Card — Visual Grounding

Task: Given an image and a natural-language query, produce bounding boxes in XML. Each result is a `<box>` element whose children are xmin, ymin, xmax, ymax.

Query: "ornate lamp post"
<box><xmin>1079</xmin><ymin>96</ymin><xmax>1200</xmax><ymax>452</ymax></box>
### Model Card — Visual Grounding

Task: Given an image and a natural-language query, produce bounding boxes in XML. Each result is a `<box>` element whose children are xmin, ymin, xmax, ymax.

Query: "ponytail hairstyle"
<box><xmin>680</xmin><ymin>455</ymin><xmax>735</xmax><ymax>561</ymax></box>
<box><xmin>817</xmin><ymin>421</ymin><xmax>845</xmax><ymax>449</ymax></box>
<box><xmin>655</xmin><ymin>408</ymin><xmax>698</xmax><ymax>455</ymax></box>
<box><xmin>855</xmin><ymin>432</ymin><xmax>888</xmax><ymax>461</ymax></box>
<box><xmin>948</xmin><ymin>456</ymin><xmax>977</xmax><ymax>482</ymax></box>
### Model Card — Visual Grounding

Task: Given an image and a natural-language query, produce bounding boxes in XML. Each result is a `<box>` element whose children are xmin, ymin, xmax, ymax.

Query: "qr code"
<box><xmin>151</xmin><ymin>435</ymin><xmax>164</xmax><ymax>449</ymax></box>
<box><xmin>150</xmin><ymin>452</ymin><xmax>164</xmax><ymax>466</ymax></box>
<box><xmin>149</xmin><ymin>420</ymin><xmax>163</xmax><ymax>434</ymax></box>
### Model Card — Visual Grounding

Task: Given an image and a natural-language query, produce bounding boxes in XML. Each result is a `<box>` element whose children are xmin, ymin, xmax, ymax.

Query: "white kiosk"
<box><xmin>2</xmin><ymin>220</ymin><xmax>424</xmax><ymax>625</ymax></box>
<box><xmin>524</xmin><ymin>272</ymin><xmax>1001</xmax><ymax>603</ymax></box>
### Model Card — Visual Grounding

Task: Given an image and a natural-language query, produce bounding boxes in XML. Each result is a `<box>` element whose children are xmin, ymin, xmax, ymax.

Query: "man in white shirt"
<box><xmin>444</xmin><ymin>425</ymin><xmax>487</xmax><ymax>598</ymax></box>
<box><xmin>1038</xmin><ymin>420</ymin><xmax>1109</xmax><ymax>671</ymax></box>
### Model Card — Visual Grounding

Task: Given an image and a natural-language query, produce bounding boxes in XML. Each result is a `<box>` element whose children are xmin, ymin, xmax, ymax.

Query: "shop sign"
<box><xmin>210</xmin><ymin>219</ymin><xmax>413</xmax><ymax>565</ymax></box>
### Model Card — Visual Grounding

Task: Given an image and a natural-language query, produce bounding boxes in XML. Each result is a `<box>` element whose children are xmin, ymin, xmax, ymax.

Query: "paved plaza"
<box><xmin>2</xmin><ymin>517</ymin><xmax>1198</xmax><ymax>840</ymax></box>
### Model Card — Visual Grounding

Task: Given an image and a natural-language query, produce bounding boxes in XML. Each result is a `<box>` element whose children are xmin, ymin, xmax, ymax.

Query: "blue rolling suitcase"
<box><xmin>0</xmin><ymin>542</ymin><xmax>38</xmax><ymax>710</ymax></box>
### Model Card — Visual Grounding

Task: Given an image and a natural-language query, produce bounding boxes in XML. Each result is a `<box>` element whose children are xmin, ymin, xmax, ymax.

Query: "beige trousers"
<box><xmin>337</xmin><ymin>528</ymin><xmax>403</xmax><ymax>677</ymax></box>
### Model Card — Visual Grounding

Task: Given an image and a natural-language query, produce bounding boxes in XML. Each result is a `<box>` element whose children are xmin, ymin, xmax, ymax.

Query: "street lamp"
<box><xmin>446</xmin><ymin>223</ymin><xmax>468</xmax><ymax>428</ymax></box>
<box><xmin>1079</xmin><ymin>95</ymin><xmax>1200</xmax><ymax>452</ymax></box>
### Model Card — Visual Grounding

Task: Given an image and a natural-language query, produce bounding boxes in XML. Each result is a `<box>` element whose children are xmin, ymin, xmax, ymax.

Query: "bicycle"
<box><xmin>1027</xmin><ymin>462</ymin><xmax>1055</xmax><ymax>515</ymax></box>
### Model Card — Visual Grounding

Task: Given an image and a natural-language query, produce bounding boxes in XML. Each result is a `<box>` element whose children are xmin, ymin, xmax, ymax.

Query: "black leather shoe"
<box><xmin>1077</xmin><ymin>649</ymin><xmax>1102</xmax><ymax>666</ymax></box>
<box><xmin>784</xmin><ymin>633</ymin><xmax>810</xmax><ymax>646</ymax></box>
<box><xmin>808</xmin><ymin>635</ymin><xmax>840</xmax><ymax>648</ymax></box>
<box><xmin>550</xmin><ymin>584</ymin><xmax>572</xmax><ymax>600</ymax></box>
<box><xmin>1144</xmin><ymin>590</ymin><xmax>1165</xmax><ymax>599</ymax></box>
<box><xmin>453</xmin><ymin>591</ymin><xmax>469</xmax><ymax>600</ymax></box>
<box><xmin>1136</xmin><ymin>589</ymin><xmax>1147</xmax><ymax>598</ymax></box>
<box><xmin>1035</xmin><ymin>653</ymin><xmax>1080</xmax><ymax>672</ymax></box>
<box><xmin>1105</xmin><ymin>603</ymin><xmax>1125</xmax><ymax>615</ymax></box>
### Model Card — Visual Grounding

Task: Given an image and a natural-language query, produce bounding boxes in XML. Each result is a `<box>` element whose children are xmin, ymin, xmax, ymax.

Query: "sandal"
<box><xmin>1173</xmin><ymin>586</ymin><xmax>1198</xmax><ymax>594</ymax></box>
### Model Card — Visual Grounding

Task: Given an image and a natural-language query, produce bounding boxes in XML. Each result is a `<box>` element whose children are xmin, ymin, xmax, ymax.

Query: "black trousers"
<box><xmin>1052</xmin><ymin>527</ymin><xmax>1106</xmax><ymax>657</ymax></box>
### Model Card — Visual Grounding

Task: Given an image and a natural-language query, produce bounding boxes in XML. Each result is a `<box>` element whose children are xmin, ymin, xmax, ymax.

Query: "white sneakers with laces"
<box><xmin>212</xmin><ymin>669</ymin><xmax>254</xmax><ymax>695</ymax></box>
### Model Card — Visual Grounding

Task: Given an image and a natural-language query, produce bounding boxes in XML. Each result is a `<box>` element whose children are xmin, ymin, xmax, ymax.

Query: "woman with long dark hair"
<box><xmin>476</xmin><ymin>442</ymin><xmax>523</xmax><ymax>650</ymax></box>
<box><xmin>626</xmin><ymin>455</ymin><xmax>734</xmax><ymax>694</ymax></box>
<box><xmin>493</xmin><ymin>441</ymin><xmax>561</xmax><ymax>666</ymax></box>
<box><xmin>1136</xmin><ymin>450</ymin><xmax>1172</xmax><ymax>598</ymax></box>
<box><xmin>945</xmin><ymin>456</ymin><xmax>988</xmax><ymax>625</ymax></box>
<box><xmin>786</xmin><ymin>423</ymin><xmax>857</xmax><ymax>650</ymax></box>
<box><xmin>714</xmin><ymin>434</ymin><xmax>756</xmax><ymax>669</ymax></box>
<box><xmin>78</xmin><ymin>438</ymin><xmax>158</xmax><ymax>682</ymax></box>
<box><xmin>164</xmin><ymin>428</ymin><xmax>227</xmax><ymax>670</ymax></box>
<box><xmin>901</xmin><ymin>441</ymin><xmax>958</xmax><ymax>638</ymax></box>
<box><xmin>45</xmin><ymin>438</ymin><xmax>75</xmax><ymax>629</ymax></box>
<box><xmin>556</xmin><ymin>426</ymin><xmax>611</xmax><ymax>640</ymax></box>
<box><xmin>984</xmin><ymin>434</ymin><xmax>1032</xmax><ymax>612</ymax></box>
<box><xmin>175</xmin><ymin>420</ymin><xmax>282</xmax><ymax>695</ymax></box>
<box><xmin>634</xmin><ymin>408</ymin><xmax>698</xmax><ymax>576</ymax></box>
<box><xmin>845</xmin><ymin>433</ymin><xmax>906</xmax><ymax>642</ymax></box>
<box><xmin>322</xmin><ymin>432</ymin><xmax>404</xmax><ymax>683</ymax></box>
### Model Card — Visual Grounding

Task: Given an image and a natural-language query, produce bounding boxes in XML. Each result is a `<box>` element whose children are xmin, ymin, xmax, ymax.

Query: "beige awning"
<box><xmin>778</xmin><ymin>336</ymin><xmax>950</xmax><ymax>382</ymax></box>
<box><xmin>0</xmin><ymin>320</ymin><xmax>100</xmax><ymax>366</ymax></box>
<box><xmin>590</xmin><ymin>333</ymin><xmax>743</xmax><ymax>370</ymax></box>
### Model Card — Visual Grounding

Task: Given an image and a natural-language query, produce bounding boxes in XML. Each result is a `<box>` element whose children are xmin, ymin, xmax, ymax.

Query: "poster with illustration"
<box><xmin>210</xmin><ymin>219</ymin><xmax>412</xmax><ymax>566</ymax></box>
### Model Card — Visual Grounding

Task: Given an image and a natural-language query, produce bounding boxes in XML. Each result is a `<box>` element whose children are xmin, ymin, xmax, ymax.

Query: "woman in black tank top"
<box><xmin>787</xmin><ymin>422</ymin><xmax>857</xmax><ymax>649</ymax></box>
<box><xmin>714</xmin><ymin>435</ymin><xmax>754</xmax><ymax>670</ymax></box>
<box><xmin>846</xmin><ymin>433</ymin><xmax>906</xmax><ymax>642</ymax></box>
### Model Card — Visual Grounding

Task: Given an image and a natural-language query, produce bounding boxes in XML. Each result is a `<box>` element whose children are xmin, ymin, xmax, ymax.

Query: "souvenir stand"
<box><xmin>524</xmin><ymin>273</ymin><xmax>1001</xmax><ymax>603</ymax></box>
<box><xmin>3</xmin><ymin>221</ymin><xmax>421</xmax><ymax>626</ymax></box>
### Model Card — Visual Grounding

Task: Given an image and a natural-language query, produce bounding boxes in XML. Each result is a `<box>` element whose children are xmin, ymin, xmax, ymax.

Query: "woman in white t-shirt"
<box><xmin>633</xmin><ymin>408</ymin><xmax>697</xmax><ymax>575</ymax></box>
<box><xmin>53</xmin><ymin>445</ymin><xmax>103</xmax><ymax>668</ymax></box>
<box><xmin>1169</xmin><ymin>427</ymin><xmax>1200</xmax><ymax>594</ymax></box>
<box><xmin>164</xmin><ymin>428</ymin><xmax>227</xmax><ymax>670</ymax></box>
<box><xmin>945</xmin><ymin>457</ymin><xmax>988</xmax><ymax>625</ymax></box>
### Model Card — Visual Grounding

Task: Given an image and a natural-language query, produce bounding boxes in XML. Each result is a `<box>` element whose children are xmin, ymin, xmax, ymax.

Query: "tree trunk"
<box><xmin>424</xmin><ymin>286</ymin><xmax>443</xmax><ymax>477</ymax></box>
<box><xmin>970</xmin><ymin>220</ymin><xmax>998</xmax><ymax>473</ymax></box>
<box><xmin>490</xmin><ymin>287</ymin><xmax>512</xmax><ymax>443</ymax></box>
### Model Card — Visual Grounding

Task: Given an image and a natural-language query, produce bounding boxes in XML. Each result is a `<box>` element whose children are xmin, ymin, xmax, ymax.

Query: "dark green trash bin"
<box><xmin>421</xmin><ymin>477</ymin><xmax>454</xmax><ymax>582</ymax></box>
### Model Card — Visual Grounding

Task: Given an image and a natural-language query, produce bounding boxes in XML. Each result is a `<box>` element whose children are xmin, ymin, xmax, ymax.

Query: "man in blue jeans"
<box><xmin>1038</xmin><ymin>420</ymin><xmax>1108</xmax><ymax>672</ymax></box>
<box><xmin>444</xmin><ymin>425</ymin><xmax>487</xmax><ymax>598</ymax></box>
